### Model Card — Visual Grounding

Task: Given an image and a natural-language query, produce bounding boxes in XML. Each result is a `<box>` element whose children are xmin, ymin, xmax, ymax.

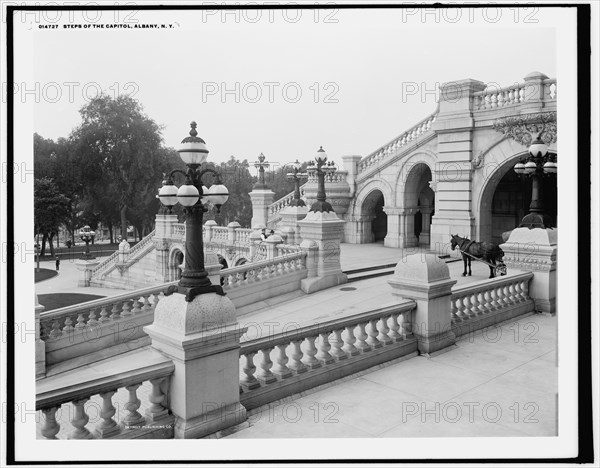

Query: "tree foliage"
<box><xmin>34</xmin><ymin>177</ymin><xmax>71</xmax><ymax>256</ymax></box>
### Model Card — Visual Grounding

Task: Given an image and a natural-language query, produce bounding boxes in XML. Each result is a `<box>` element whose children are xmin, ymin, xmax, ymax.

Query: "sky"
<box><xmin>27</xmin><ymin>5</ymin><xmax>559</xmax><ymax>170</ymax></box>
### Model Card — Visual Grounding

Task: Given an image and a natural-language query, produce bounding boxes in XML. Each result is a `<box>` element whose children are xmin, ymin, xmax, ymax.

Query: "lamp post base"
<box><xmin>519</xmin><ymin>212</ymin><xmax>554</xmax><ymax>229</ymax></box>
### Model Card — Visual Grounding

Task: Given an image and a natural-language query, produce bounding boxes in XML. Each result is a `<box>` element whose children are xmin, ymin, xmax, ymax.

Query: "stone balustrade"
<box><xmin>238</xmin><ymin>301</ymin><xmax>417</xmax><ymax>410</ymax></box>
<box><xmin>90</xmin><ymin>230</ymin><xmax>156</xmax><ymax>280</ymax></box>
<box><xmin>275</xmin><ymin>243</ymin><xmax>302</xmax><ymax>256</ymax></box>
<box><xmin>221</xmin><ymin>251</ymin><xmax>306</xmax><ymax>290</ymax></box>
<box><xmin>450</xmin><ymin>272</ymin><xmax>534</xmax><ymax>337</ymax></box>
<box><xmin>37</xmin><ymin>358</ymin><xmax>174</xmax><ymax>439</ymax></box>
<box><xmin>357</xmin><ymin>111</ymin><xmax>438</xmax><ymax>173</ymax></box>
<box><xmin>473</xmin><ymin>77</ymin><xmax>556</xmax><ymax>111</ymax></box>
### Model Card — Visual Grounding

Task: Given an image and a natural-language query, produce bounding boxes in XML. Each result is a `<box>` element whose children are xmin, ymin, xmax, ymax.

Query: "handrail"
<box><xmin>451</xmin><ymin>271</ymin><xmax>533</xmax><ymax>297</ymax></box>
<box><xmin>225</xmin><ymin>251</ymin><xmax>306</xmax><ymax>277</ymax></box>
<box><xmin>36</xmin><ymin>361</ymin><xmax>174</xmax><ymax>410</ymax></box>
<box><xmin>240</xmin><ymin>302</ymin><xmax>415</xmax><ymax>355</ymax></box>
<box><xmin>357</xmin><ymin>108</ymin><xmax>438</xmax><ymax>173</ymax></box>
<box><xmin>91</xmin><ymin>230</ymin><xmax>156</xmax><ymax>277</ymax></box>
<box><xmin>40</xmin><ymin>281</ymin><xmax>177</xmax><ymax>321</ymax></box>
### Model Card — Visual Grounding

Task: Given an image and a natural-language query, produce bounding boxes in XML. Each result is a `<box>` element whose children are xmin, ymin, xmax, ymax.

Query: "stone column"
<box><xmin>264</xmin><ymin>233</ymin><xmax>283</xmax><ymax>260</ymax></box>
<box><xmin>144</xmin><ymin>292</ymin><xmax>246</xmax><ymax>439</ymax></box>
<box><xmin>279</xmin><ymin>205</ymin><xmax>308</xmax><ymax>245</ymax></box>
<box><xmin>75</xmin><ymin>258</ymin><xmax>100</xmax><ymax>287</ymax></box>
<box><xmin>35</xmin><ymin>295</ymin><xmax>45</xmax><ymax>379</ymax></box>
<box><xmin>203</xmin><ymin>220</ymin><xmax>217</xmax><ymax>243</ymax></box>
<box><xmin>388</xmin><ymin>254</ymin><xmax>457</xmax><ymax>355</ymax></box>
<box><xmin>341</xmin><ymin>155</ymin><xmax>363</xmax><ymax>198</ymax></box>
<box><xmin>500</xmin><ymin>227</ymin><xmax>557</xmax><ymax>314</ymax></box>
<box><xmin>430</xmin><ymin>79</ymin><xmax>486</xmax><ymax>248</ymax></box>
<box><xmin>383</xmin><ymin>207</ymin><xmax>402</xmax><ymax>248</ymax></box>
<box><xmin>420</xmin><ymin>207</ymin><xmax>433</xmax><ymax>246</ymax></box>
<box><xmin>249</xmin><ymin>189</ymin><xmax>275</xmax><ymax>229</ymax></box>
<box><xmin>298</xmin><ymin>211</ymin><xmax>348</xmax><ymax>293</ymax></box>
<box><xmin>227</xmin><ymin>221</ymin><xmax>241</xmax><ymax>244</ymax></box>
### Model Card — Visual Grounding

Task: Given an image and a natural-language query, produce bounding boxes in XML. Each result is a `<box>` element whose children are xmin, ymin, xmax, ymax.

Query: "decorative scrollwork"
<box><xmin>492</xmin><ymin>111</ymin><xmax>557</xmax><ymax>147</ymax></box>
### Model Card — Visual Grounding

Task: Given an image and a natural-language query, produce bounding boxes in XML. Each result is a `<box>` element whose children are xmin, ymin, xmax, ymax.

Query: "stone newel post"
<box><xmin>249</xmin><ymin>190</ymin><xmax>275</xmax><ymax>229</ymax></box>
<box><xmin>500</xmin><ymin>227</ymin><xmax>557</xmax><ymax>314</ymax></box>
<box><xmin>388</xmin><ymin>254</ymin><xmax>457</xmax><ymax>355</ymax></box>
<box><xmin>144</xmin><ymin>292</ymin><xmax>247</xmax><ymax>438</ymax></box>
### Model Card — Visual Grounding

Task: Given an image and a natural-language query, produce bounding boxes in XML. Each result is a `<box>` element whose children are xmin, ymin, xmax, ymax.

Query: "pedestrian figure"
<box><xmin>269</xmin><ymin>230</ymin><xmax>275</xmax><ymax>237</ymax></box>
<box><xmin>260</xmin><ymin>228</ymin><xmax>267</xmax><ymax>241</ymax></box>
<box><xmin>55</xmin><ymin>256</ymin><xmax>60</xmax><ymax>271</ymax></box>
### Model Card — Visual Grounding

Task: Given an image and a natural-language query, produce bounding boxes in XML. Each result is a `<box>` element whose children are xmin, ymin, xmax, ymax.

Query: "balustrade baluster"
<box><xmin>49</xmin><ymin>320</ymin><xmax>62</xmax><ymax>339</ymax></box>
<box><xmin>388</xmin><ymin>313</ymin><xmax>402</xmax><ymax>340</ymax></box>
<box><xmin>240</xmin><ymin>352</ymin><xmax>261</xmax><ymax>389</ymax></box>
<box><xmin>515</xmin><ymin>281</ymin><xmax>526</xmax><ymax>302</ymax></box>
<box><xmin>98</xmin><ymin>306</ymin><xmax>109</xmax><ymax>323</ymax></box>
<box><xmin>316</xmin><ymin>332</ymin><xmax>335</xmax><ymax>364</ymax></box>
<box><xmin>467</xmin><ymin>294</ymin><xmax>478</xmax><ymax>317</ymax></box>
<box><xmin>451</xmin><ymin>297</ymin><xmax>460</xmax><ymax>323</ymax></box>
<box><xmin>288</xmin><ymin>340</ymin><xmax>308</xmax><ymax>374</ymax></box>
<box><xmin>94</xmin><ymin>391</ymin><xmax>120</xmax><ymax>438</ymax></box>
<box><xmin>146</xmin><ymin>378</ymin><xmax>170</xmax><ymax>421</ymax></box>
<box><xmin>400</xmin><ymin>310</ymin><xmax>413</xmax><ymax>337</ymax></box>
<box><xmin>86</xmin><ymin>309</ymin><xmax>98</xmax><ymax>326</ymax></box>
<box><xmin>142</xmin><ymin>295</ymin><xmax>152</xmax><ymax>314</ymax></box>
<box><xmin>302</xmin><ymin>336</ymin><xmax>322</xmax><ymax>369</ymax></box>
<box><xmin>62</xmin><ymin>316</ymin><xmax>74</xmax><ymax>333</ymax></box>
<box><xmin>366</xmin><ymin>319</ymin><xmax>382</xmax><ymax>349</ymax></box>
<box><xmin>355</xmin><ymin>322</ymin><xmax>371</xmax><ymax>352</ymax></box>
<box><xmin>121</xmin><ymin>383</ymin><xmax>145</xmax><ymax>428</ymax></box>
<box><xmin>461</xmin><ymin>296</ymin><xmax>472</xmax><ymax>320</ymax></box>
<box><xmin>41</xmin><ymin>406</ymin><xmax>61</xmax><ymax>439</ymax></box>
<box><xmin>75</xmin><ymin>313</ymin><xmax>86</xmax><ymax>329</ymax></box>
<box><xmin>489</xmin><ymin>289</ymin><xmax>499</xmax><ymax>310</ymax></box>
<box><xmin>110</xmin><ymin>303</ymin><xmax>121</xmax><ymax>321</ymax></box>
<box><xmin>503</xmin><ymin>283</ymin><xmax>514</xmax><ymax>306</ymax></box>
<box><xmin>131</xmin><ymin>299</ymin><xmax>142</xmax><ymax>315</ymax></box>
<box><xmin>121</xmin><ymin>301</ymin><xmax>132</xmax><ymax>317</ymax></box>
<box><xmin>495</xmin><ymin>286</ymin><xmax>507</xmax><ymax>308</ymax></box>
<box><xmin>482</xmin><ymin>290</ymin><xmax>494</xmax><ymax>312</ymax></box>
<box><xmin>330</xmin><ymin>329</ymin><xmax>348</xmax><ymax>360</ymax></box>
<box><xmin>342</xmin><ymin>325</ymin><xmax>360</xmax><ymax>355</ymax></box>
<box><xmin>69</xmin><ymin>398</ymin><xmax>93</xmax><ymax>439</ymax></box>
<box><xmin>377</xmin><ymin>316</ymin><xmax>392</xmax><ymax>345</ymax></box>
<box><xmin>271</xmin><ymin>344</ymin><xmax>292</xmax><ymax>379</ymax></box>
<box><xmin>256</xmin><ymin>348</ymin><xmax>277</xmax><ymax>384</ymax></box>
<box><xmin>476</xmin><ymin>291</ymin><xmax>487</xmax><ymax>315</ymax></box>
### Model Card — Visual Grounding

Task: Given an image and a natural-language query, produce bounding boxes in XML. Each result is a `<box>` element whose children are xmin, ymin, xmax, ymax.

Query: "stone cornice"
<box><xmin>492</xmin><ymin>111</ymin><xmax>557</xmax><ymax>147</ymax></box>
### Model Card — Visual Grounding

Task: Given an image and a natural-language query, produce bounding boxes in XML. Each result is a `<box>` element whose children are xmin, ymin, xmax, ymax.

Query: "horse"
<box><xmin>450</xmin><ymin>234</ymin><xmax>505</xmax><ymax>279</ymax></box>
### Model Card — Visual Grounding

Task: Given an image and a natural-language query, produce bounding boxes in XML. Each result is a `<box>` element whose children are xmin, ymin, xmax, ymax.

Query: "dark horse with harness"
<box><xmin>450</xmin><ymin>234</ymin><xmax>506</xmax><ymax>279</ymax></box>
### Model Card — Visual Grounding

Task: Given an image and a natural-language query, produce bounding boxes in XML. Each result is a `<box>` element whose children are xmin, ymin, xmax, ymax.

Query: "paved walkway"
<box><xmin>227</xmin><ymin>312</ymin><xmax>557</xmax><ymax>438</ymax></box>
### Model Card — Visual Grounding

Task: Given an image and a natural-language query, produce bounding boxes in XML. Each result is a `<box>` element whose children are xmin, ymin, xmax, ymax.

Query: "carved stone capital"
<box><xmin>492</xmin><ymin>111</ymin><xmax>557</xmax><ymax>147</ymax></box>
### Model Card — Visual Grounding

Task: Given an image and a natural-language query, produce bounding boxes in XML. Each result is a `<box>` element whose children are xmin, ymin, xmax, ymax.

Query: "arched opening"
<box><xmin>169</xmin><ymin>249</ymin><xmax>184</xmax><ymax>281</ymax></box>
<box><xmin>235</xmin><ymin>258</ymin><xmax>248</xmax><ymax>266</ymax></box>
<box><xmin>217</xmin><ymin>254</ymin><xmax>229</xmax><ymax>270</ymax></box>
<box><xmin>479</xmin><ymin>153</ymin><xmax>557</xmax><ymax>243</ymax></box>
<box><xmin>402</xmin><ymin>163</ymin><xmax>433</xmax><ymax>247</ymax></box>
<box><xmin>360</xmin><ymin>190</ymin><xmax>387</xmax><ymax>243</ymax></box>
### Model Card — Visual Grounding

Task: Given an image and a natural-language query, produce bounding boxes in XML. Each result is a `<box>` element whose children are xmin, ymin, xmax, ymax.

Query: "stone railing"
<box><xmin>39</xmin><ymin>282</ymin><xmax>174</xmax><ymax>343</ymax></box>
<box><xmin>275</xmin><ymin>244</ymin><xmax>302</xmax><ymax>256</ymax></box>
<box><xmin>221</xmin><ymin>251</ymin><xmax>306</xmax><ymax>290</ymax></box>
<box><xmin>450</xmin><ymin>272</ymin><xmax>534</xmax><ymax>336</ymax></box>
<box><xmin>474</xmin><ymin>78</ymin><xmax>557</xmax><ymax>111</ymax></box>
<box><xmin>306</xmin><ymin>169</ymin><xmax>348</xmax><ymax>184</ymax></box>
<box><xmin>37</xmin><ymin>357</ymin><xmax>174</xmax><ymax>439</ymax></box>
<box><xmin>267</xmin><ymin>183</ymin><xmax>307</xmax><ymax>223</ymax></box>
<box><xmin>210</xmin><ymin>226</ymin><xmax>229</xmax><ymax>243</ymax></box>
<box><xmin>251</xmin><ymin>242</ymin><xmax>268</xmax><ymax>262</ymax></box>
<box><xmin>357</xmin><ymin>111</ymin><xmax>438</xmax><ymax>173</ymax></box>
<box><xmin>238</xmin><ymin>301</ymin><xmax>417</xmax><ymax>410</ymax></box>
<box><xmin>90</xmin><ymin>230</ymin><xmax>156</xmax><ymax>279</ymax></box>
<box><xmin>235</xmin><ymin>228</ymin><xmax>252</xmax><ymax>245</ymax></box>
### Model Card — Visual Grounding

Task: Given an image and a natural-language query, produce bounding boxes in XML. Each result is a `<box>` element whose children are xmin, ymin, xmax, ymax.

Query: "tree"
<box><xmin>34</xmin><ymin>177</ymin><xmax>70</xmax><ymax>256</ymax></box>
<box><xmin>70</xmin><ymin>95</ymin><xmax>166</xmax><ymax>240</ymax></box>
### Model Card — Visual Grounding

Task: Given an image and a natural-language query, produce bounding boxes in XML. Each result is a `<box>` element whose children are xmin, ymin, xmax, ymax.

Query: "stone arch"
<box><xmin>352</xmin><ymin>178</ymin><xmax>393</xmax><ymax>218</ymax></box>
<box><xmin>235</xmin><ymin>258</ymin><xmax>248</xmax><ymax>266</ymax></box>
<box><xmin>393</xmin><ymin>150</ymin><xmax>437</xmax><ymax>208</ymax></box>
<box><xmin>346</xmin><ymin>179</ymin><xmax>393</xmax><ymax>244</ymax></box>
<box><xmin>168</xmin><ymin>245</ymin><xmax>185</xmax><ymax>281</ymax></box>
<box><xmin>473</xmin><ymin>136</ymin><xmax>557</xmax><ymax>242</ymax></box>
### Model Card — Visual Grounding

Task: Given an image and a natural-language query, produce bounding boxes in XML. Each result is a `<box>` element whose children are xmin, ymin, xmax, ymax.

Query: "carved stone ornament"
<box><xmin>471</xmin><ymin>151</ymin><xmax>484</xmax><ymax>169</ymax></box>
<box><xmin>428</xmin><ymin>180</ymin><xmax>438</xmax><ymax>192</ymax></box>
<box><xmin>492</xmin><ymin>111</ymin><xmax>557</xmax><ymax>147</ymax></box>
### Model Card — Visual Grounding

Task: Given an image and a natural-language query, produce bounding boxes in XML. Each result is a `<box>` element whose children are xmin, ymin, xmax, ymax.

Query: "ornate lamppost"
<box><xmin>286</xmin><ymin>159</ymin><xmax>307</xmax><ymax>207</ymax></box>
<box><xmin>513</xmin><ymin>136</ymin><xmax>557</xmax><ymax>229</ymax></box>
<box><xmin>306</xmin><ymin>146</ymin><xmax>336</xmax><ymax>213</ymax></box>
<box><xmin>253</xmin><ymin>153</ymin><xmax>270</xmax><ymax>189</ymax></box>
<box><xmin>79</xmin><ymin>225</ymin><xmax>96</xmax><ymax>259</ymax></box>
<box><xmin>158</xmin><ymin>121</ymin><xmax>229</xmax><ymax>301</ymax></box>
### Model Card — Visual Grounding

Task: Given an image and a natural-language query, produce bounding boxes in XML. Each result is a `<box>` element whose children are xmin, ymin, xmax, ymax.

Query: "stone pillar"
<box><xmin>298</xmin><ymin>211</ymin><xmax>348</xmax><ymax>293</ymax></box>
<box><xmin>300</xmin><ymin>240</ymin><xmax>318</xmax><ymax>279</ymax></box>
<box><xmin>75</xmin><ymin>258</ymin><xmax>100</xmax><ymax>287</ymax></box>
<box><xmin>388</xmin><ymin>254</ymin><xmax>457</xmax><ymax>355</ymax></box>
<box><xmin>403</xmin><ymin>208</ymin><xmax>419</xmax><ymax>247</ymax></box>
<box><xmin>35</xmin><ymin>295</ymin><xmax>45</xmax><ymax>379</ymax></box>
<box><xmin>264</xmin><ymin>233</ymin><xmax>283</xmax><ymax>260</ymax></box>
<box><xmin>383</xmin><ymin>207</ymin><xmax>402</xmax><ymax>248</ymax></box>
<box><xmin>279</xmin><ymin>205</ymin><xmax>308</xmax><ymax>245</ymax></box>
<box><xmin>227</xmin><ymin>221</ymin><xmax>241</xmax><ymax>244</ymax></box>
<box><xmin>500</xmin><ymin>227</ymin><xmax>557</xmax><ymax>314</ymax></box>
<box><xmin>144</xmin><ymin>292</ymin><xmax>246</xmax><ymax>439</ymax></box>
<box><xmin>420</xmin><ymin>207</ymin><xmax>433</xmax><ymax>246</ymax></box>
<box><xmin>204</xmin><ymin>252</ymin><xmax>224</xmax><ymax>285</ymax></box>
<box><xmin>430</xmin><ymin>79</ymin><xmax>486</xmax><ymax>248</ymax></box>
<box><xmin>248</xmin><ymin>230</ymin><xmax>262</xmax><ymax>260</ymax></box>
<box><xmin>341</xmin><ymin>155</ymin><xmax>363</xmax><ymax>198</ymax></box>
<box><xmin>521</xmin><ymin>71</ymin><xmax>549</xmax><ymax>112</ymax></box>
<box><xmin>203</xmin><ymin>220</ymin><xmax>217</xmax><ymax>243</ymax></box>
<box><xmin>249</xmin><ymin>189</ymin><xmax>275</xmax><ymax>229</ymax></box>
